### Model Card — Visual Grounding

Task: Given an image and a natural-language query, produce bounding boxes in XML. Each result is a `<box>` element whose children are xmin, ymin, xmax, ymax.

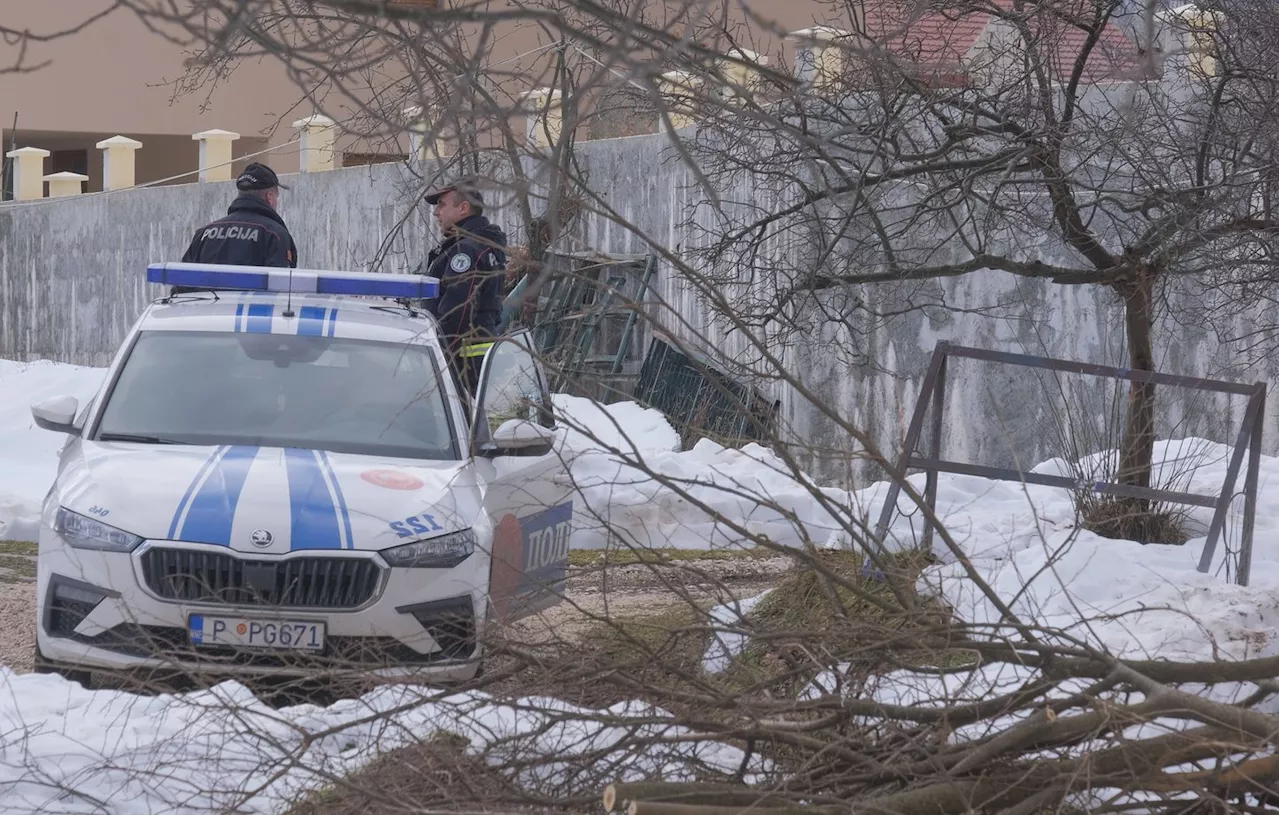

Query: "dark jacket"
<box><xmin>181</xmin><ymin>194</ymin><xmax>298</xmax><ymax>269</ymax></box>
<box><xmin>419</xmin><ymin>214</ymin><xmax>508</xmax><ymax>350</ymax></box>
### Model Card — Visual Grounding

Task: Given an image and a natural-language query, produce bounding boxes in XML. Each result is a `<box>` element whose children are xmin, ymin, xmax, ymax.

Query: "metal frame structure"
<box><xmin>532</xmin><ymin>251</ymin><xmax>657</xmax><ymax>397</ymax></box>
<box><xmin>874</xmin><ymin>341</ymin><xmax>1268</xmax><ymax>586</ymax></box>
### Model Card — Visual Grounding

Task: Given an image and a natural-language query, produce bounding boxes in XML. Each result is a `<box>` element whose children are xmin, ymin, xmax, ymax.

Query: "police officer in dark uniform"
<box><xmin>416</xmin><ymin>176</ymin><xmax>508</xmax><ymax>396</ymax></box>
<box><xmin>178</xmin><ymin>162</ymin><xmax>298</xmax><ymax>283</ymax></box>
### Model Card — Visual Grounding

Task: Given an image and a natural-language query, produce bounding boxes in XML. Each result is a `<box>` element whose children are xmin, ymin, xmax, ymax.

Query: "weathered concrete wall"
<box><xmin>0</xmin><ymin>163</ymin><xmax>430</xmax><ymax>366</ymax></box>
<box><xmin>0</xmin><ymin>133</ymin><xmax>1274</xmax><ymax>487</ymax></box>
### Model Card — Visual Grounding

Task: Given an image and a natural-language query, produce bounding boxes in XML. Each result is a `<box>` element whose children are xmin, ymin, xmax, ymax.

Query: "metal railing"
<box><xmin>873</xmin><ymin>341</ymin><xmax>1268</xmax><ymax>586</ymax></box>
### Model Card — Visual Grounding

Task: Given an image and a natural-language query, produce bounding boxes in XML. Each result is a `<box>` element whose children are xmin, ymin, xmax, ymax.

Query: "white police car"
<box><xmin>30</xmin><ymin>262</ymin><xmax>574</xmax><ymax>685</ymax></box>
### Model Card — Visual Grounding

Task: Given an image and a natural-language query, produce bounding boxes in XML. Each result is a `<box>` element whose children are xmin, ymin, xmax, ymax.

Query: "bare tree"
<box><xmin>660</xmin><ymin>0</ymin><xmax>1277</xmax><ymax>538</ymax></box>
<box><xmin>2</xmin><ymin>3</ymin><xmax>1271</xmax><ymax>814</ymax></box>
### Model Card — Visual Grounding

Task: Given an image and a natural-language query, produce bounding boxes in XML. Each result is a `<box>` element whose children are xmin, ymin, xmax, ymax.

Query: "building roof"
<box><xmin>851</xmin><ymin>0</ymin><xmax>1146</xmax><ymax>85</ymax></box>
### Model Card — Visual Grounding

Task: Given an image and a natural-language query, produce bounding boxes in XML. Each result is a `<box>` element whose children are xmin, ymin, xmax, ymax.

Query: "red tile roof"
<box><xmin>847</xmin><ymin>0</ymin><xmax>1145</xmax><ymax>84</ymax></box>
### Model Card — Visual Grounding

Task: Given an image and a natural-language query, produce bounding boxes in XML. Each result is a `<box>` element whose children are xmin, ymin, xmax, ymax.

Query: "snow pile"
<box><xmin>553</xmin><ymin>394</ymin><xmax>680</xmax><ymax>457</ymax></box>
<box><xmin>696</xmin><ymin>439</ymin><xmax>1277</xmax><ymax>689</ymax></box>
<box><xmin>790</xmin><ymin>438</ymin><xmax>1279</xmax><ymax>766</ymax></box>
<box><xmin>554</xmin><ymin>395</ymin><xmax>860</xmax><ymax>550</ymax></box>
<box><xmin>701</xmin><ymin>589</ymin><xmax>773</xmax><ymax>674</ymax></box>
<box><xmin>0</xmin><ymin>671</ymin><xmax>764</xmax><ymax>815</ymax></box>
<box><xmin>876</xmin><ymin>437</ymin><xmax>1279</xmax><ymax>663</ymax></box>
<box><xmin>0</xmin><ymin>360</ymin><xmax>105</xmax><ymax>541</ymax></box>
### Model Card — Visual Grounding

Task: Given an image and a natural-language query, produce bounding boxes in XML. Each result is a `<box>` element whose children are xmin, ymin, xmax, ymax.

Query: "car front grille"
<box><xmin>140</xmin><ymin>548</ymin><xmax>383</xmax><ymax>609</ymax></box>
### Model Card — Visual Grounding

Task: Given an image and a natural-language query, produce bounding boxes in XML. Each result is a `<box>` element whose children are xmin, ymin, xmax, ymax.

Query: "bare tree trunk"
<box><xmin>1115</xmin><ymin>267</ymin><xmax>1157</xmax><ymax>496</ymax></box>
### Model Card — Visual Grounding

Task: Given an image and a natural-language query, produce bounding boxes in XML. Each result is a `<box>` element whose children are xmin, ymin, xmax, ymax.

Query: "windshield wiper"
<box><xmin>97</xmin><ymin>433</ymin><xmax>184</xmax><ymax>445</ymax></box>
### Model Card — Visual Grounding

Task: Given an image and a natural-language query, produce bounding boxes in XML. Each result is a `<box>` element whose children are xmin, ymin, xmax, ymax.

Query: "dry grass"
<box><xmin>720</xmin><ymin>549</ymin><xmax>972</xmax><ymax>695</ymax></box>
<box><xmin>1077</xmin><ymin>495</ymin><xmax>1191</xmax><ymax>544</ymax></box>
<box><xmin>0</xmin><ymin>542</ymin><xmax>37</xmax><ymax>585</ymax></box>
<box><xmin>0</xmin><ymin>557</ymin><xmax>36</xmax><ymax>584</ymax></box>
<box><xmin>286</xmin><ymin>731</ymin><xmax>580</xmax><ymax>815</ymax></box>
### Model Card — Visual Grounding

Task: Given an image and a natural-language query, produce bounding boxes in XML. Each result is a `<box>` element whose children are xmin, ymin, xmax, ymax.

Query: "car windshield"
<box><xmin>93</xmin><ymin>330</ymin><xmax>458</xmax><ymax>460</ymax></box>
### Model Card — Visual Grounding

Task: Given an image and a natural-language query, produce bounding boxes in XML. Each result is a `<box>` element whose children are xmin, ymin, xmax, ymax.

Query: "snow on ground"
<box><xmin>885</xmin><ymin>437</ymin><xmax>1279</xmax><ymax>663</ymax></box>
<box><xmin>0</xmin><ymin>671</ymin><xmax>764</xmax><ymax>815</ymax></box>
<box><xmin>1</xmin><ymin>359</ymin><xmax>1276</xmax><ymax>811</ymax></box>
<box><xmin>0</xmin><ymin>361</ymin><xmax>106</xmax><ymax>541</ymax></box>
<box><xmin>701</xmin><ymin>589</ymin><xmax>773</xmax><ymax>674</ymax></box>
<box><xmin>554</xmin><ymin>394</ymin><xmax>859</xmax><ymax>551</ymax></box>
<box><xmin>794</xmin><ymin>438</ymin><xmax>1280</xmax><ymax>765</ymax></box>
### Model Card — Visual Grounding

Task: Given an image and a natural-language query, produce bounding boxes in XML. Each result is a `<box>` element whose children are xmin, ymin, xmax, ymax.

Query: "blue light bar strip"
<box><xmin>146</xmin><ymin>262</ymin><xmax>439</xmax><ymax>299</ymax></box>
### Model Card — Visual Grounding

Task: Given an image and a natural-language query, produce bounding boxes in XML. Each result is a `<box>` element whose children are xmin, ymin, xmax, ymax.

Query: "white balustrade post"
<box><xmin>45</xmin><ymin>171</ymin><xmax>89</xmax><ymax>198</ymax></box>
<box><xmin>6</xmin><ymin>147</ymin><xmax>50</xmax><ymax>200</ymax></box>
<box><xmin>192</xmin><ymin>129</ymin><xmax>240</xmax><ymax>182</ymax></box>
<box><xmin>96</xmin><ymin>136</ymin><xmax>143</xmax><ymax>190</ymax></box>
<box><xmin>293</xmin><ymin>114</ymin><xmax>337</xmax><ymax>172</ymax></box>
<box><xmin>522</xmin><ymin>88</ymin><xmax>563</xmax><ymax>148</ymax></box>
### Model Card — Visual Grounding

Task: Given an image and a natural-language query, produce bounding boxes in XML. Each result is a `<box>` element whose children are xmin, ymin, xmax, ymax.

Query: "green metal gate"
<box><xmin>632</xmin><ymin>335</ymin><xmax>779</xmax><ymax>449</ymax></box>
<box><xmin>528</xmin><ymin>250</ymin><xmax>657</xmax><ymax>402</ymax></box>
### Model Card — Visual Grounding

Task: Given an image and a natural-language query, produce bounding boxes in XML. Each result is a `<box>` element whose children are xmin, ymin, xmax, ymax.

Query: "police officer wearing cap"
<box><xmin>415</xmin><ymin>176</ymin><xmax>508</xmax><ymax>395</ymax></box>
<box><xmin>180</xmin><ymin>162</ymin><xmax>299</xmax><ymax>271</ymax></box>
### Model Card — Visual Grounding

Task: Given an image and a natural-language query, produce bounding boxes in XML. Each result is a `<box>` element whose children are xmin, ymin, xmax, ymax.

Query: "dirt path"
<box><xmin>510</xmin><ymin>555</ymin><xmax>790</xmax><ymax>644</ymax></box>
<box><xmin>0</xmin><ymin>542</ymin><xmax>37</xmax><ymax>673</ymax></box>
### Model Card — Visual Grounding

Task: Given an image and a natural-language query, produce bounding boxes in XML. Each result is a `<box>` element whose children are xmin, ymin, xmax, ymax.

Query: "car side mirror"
<box><xmin>31</xmin><ymin>395</ymin><xmax>81</xmax><ymax>436</ymax></box>
<box><xmin>488</xmin><ymin>418</ymin><xmax>555</xmax><ymax>456</ymax></box>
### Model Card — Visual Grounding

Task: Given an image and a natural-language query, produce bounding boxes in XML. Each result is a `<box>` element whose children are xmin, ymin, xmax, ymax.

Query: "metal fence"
<box><xmin>633</xmin><ymin>335</ymin><xmax>779</xmax><ymax>449</ymax></box>
<box><xmin>529</xmin><ymin>251</ymin><xmax>656</xmax><ymax>402</ymax></box>
<box><xmin>522</xmin><ymin>249</ymin><xmax>779</xmax><ymax>448</ymax></box>
<box><xmin>873</xmin><ymin>341</ymin><xmax>1267</xmax><ymax>586</ymax></box>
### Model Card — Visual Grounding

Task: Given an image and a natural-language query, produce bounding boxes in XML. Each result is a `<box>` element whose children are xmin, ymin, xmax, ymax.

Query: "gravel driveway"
<box><xmin>0</xmin><ymin>542</ymin><xmax>37</xmax><ymax>673</ymax></box>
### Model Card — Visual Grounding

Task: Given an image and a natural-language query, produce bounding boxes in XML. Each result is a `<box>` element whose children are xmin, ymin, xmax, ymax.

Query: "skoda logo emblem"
<box><xmin>250</xmin><ymin>529</ymin><xmax>274</xmax><ymax>548</ymax></box>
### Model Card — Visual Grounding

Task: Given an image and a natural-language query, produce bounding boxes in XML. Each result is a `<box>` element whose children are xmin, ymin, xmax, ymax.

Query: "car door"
<box><xmin>470</xmin><ymin>329</ymin><xmax>574</xmax><ymax>623</ymax></box>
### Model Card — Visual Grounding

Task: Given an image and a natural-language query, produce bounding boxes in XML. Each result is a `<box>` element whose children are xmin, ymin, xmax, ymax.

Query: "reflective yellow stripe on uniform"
<box><xmin>459</xmin><ymin>341</ymin><xmax>495</xmax><ymax>358</ymax></box>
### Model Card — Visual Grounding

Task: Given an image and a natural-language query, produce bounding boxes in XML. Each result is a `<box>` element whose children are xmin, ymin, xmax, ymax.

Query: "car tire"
<box><xmin>32</xmin><ymin>644</ymin><xmax>93</xmax><ymax>689</ymax></box>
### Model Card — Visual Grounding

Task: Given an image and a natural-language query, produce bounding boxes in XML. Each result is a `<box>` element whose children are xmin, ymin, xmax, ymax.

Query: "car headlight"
<box><xmin>381</xmin><ymin>529</ymin><xmax>476</xmax><ymax>569</ymax></box>
<box><xmin>55</xmin><ymin>508</ymin><xmax>143</xmax><ymax>552</ymax></box>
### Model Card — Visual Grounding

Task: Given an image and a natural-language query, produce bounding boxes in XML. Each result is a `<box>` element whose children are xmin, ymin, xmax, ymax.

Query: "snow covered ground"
<box><xmin>553</xmin><ymin>394</ymin><xmax>863</xmax><ymax>551</ymax></box>
<box><xmin>0</xmin><ymin>676</ymin><xmax>763</xmax><ymax>815</ymax></box>
<box><xmin>0</xmin><ymin>360</ymin><xmax>106</xmax><ymax>542</ymax></box>
<box><xmin>0</xmin><ymin>357</ymin><xmax>1275</xmax><ymax>814</ymax></box>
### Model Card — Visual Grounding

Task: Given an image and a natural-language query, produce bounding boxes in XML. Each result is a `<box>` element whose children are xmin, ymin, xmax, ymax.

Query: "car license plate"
<box><xmin>189</xmin><ymin>614</ymin><xmax>325</xmax><ymax>651</ymax></box>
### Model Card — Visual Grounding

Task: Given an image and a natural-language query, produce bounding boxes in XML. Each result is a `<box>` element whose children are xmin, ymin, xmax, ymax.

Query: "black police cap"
<box><xmin>424</xmin><ymin>175</ymin><xmax>484</xmax><ymax>207</ymax></box>
<box><xmin>236</xmin><ymin>162</ymin><xmax>290</xmax><ymax>191</ymax></box>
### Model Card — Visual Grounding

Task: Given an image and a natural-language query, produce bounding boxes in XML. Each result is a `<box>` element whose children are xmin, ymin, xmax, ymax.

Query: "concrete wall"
<box><xmin>0</xmin><ymin>132</ymin><xmax>1274</xmax><ymax>487</ymax></box>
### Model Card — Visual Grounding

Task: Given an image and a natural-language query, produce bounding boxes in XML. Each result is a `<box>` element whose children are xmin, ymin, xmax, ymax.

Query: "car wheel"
<box><xmin>32</xmin><ymin>644</ymin><xmax>93</xmax><ymax>689</ymax></box>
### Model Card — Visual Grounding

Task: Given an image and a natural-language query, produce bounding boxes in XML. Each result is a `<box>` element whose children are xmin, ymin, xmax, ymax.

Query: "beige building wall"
<box><xmin>0</xmin><ymin>1</ymin><xmax>849</xmax><ymax>192</ymax></box>
<box><xmin>0</xmin><ymin>3</ymin><xmax>310</xmax><ymax>192</ymax></box>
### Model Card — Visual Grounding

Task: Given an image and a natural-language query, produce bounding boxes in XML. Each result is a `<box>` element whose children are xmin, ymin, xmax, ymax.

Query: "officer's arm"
<box><xmin>181</xmin><ymin>231</ymin><xmax>201</xmax><ymax>263</ymax></box>
<box><xmin>259</xmin><ymin>230</ymin><xmax>288</xmax><ymax>268</ymax></box>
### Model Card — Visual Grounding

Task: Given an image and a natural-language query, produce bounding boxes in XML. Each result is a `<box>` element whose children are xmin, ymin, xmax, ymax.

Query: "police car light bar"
<box><xmin>146</xmin><ymin>262</ymin><xmax>440</xmax><ymax>300</ymax></box>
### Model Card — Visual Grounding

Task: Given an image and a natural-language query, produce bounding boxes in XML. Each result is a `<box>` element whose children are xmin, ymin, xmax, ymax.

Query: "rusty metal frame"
<box><xmin>873</xmin><ymin>341</ymin><xmax>1268</xmax><ymax>586</ymax></box>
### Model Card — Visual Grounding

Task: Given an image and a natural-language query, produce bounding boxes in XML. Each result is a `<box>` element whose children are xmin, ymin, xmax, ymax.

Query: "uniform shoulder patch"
<box><xmin>450</xmin><ymin>253</ymin><xmax>473</xmax><ymax>273</ymax></box>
